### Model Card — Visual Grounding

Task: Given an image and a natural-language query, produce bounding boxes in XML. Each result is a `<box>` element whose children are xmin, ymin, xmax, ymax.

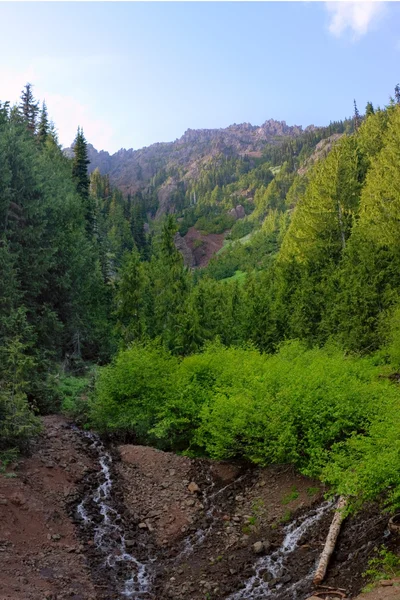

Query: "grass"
<box><xmin>0</xmin><ymin>448</ymin><xmax>19</xmax><ymax>476</ymax></box>
<box><xmin>282</xmin><ymin>486</ymin><xmax>299</xmax><ymax>505</ymax></box>
<box><xmin>220</xmin><ymin>270</ymin><xmax>247</xmax><ymax>284</ymax></box>
<box><xmin>362</xmin><ymin>547</ymin><xmax>400</xmax><ymax>591</ymax></box>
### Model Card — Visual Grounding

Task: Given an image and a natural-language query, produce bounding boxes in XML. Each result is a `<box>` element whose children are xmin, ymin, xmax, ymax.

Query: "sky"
<box><xmin>1</xmin><ymin>1</ymin><xmax>399</xmax><ymax>153</ymax></box>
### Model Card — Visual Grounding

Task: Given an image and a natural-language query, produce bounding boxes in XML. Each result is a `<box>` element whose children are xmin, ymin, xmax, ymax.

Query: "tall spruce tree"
<box><xmin>395</xmin><ymin>84</ymin><xmax>400</xmax><ymax>105</ymax></box>
<box><xmin>72</xmin><ymin>127</ymin><xmax>93</xmax><ymax>231</ymax></box>
<box><xmin>19</xmin><ymin>83</ymin><xmax>39</xmax><ymax>133</ymax></box>
<box><xmin>353</xmin><ymin>99</ymin><xmax>361</xmax><ymax>130</ymax></box>
<box><xmin>37</xmin><ymin>101</ymin><xmax>49</xmax><ymax>146</ymax></box>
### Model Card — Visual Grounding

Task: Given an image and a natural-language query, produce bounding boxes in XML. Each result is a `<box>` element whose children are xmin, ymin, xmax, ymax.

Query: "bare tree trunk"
<box><xmin>313</xmin><ymin>496</ymin><xmax>347</xmax><ymax>586</ymax></box>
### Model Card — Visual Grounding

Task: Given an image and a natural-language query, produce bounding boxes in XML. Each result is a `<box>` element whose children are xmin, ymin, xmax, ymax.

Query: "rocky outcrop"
<box><xmin>68</xmin><ymin>119</ymin><xmax>314</xmax><ymax>200</ymax></box>
<box><xmin>228</xmin><ymin>204</ymin><xmax>246</xmax><ymax>220</ymax></box>
<box><xmin>174</xmin><ymin>232</ymin><xmax>196</xmax><ymax>267</ymax></box>
<box><xmin>298</xmin><ymin>133</ymin><xmax>343</xmax><ymax>176</ymax></box>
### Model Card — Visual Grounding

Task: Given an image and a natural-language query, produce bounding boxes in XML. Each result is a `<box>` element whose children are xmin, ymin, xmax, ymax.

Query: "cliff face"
<box><xmin>68</xmin><ymin>119</ymin><xmax>314</xmax><ymax>197</ymax></box>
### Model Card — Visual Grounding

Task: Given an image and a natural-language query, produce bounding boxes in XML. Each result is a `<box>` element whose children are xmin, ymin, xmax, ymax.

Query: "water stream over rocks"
<box><xmin>70</xmin><ymin>426</ymin><xmax>394</xmax><ymax>600</ymax></box>
<box><xmin>227</xmin><ymin>501</ymin><xmax>333</xmax><ymax>600</ymax></box>
<box><xmin>75</xmin><ymin>430</ymin><xmax>153</xmax><ymax>598</ymax></box>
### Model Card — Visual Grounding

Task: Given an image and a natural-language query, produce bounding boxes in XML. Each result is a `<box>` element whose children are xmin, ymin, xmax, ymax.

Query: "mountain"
<box><xmin>66</xmin><ymin>119</ymin><xmax>315</xmax><ymax>208</ymax></box>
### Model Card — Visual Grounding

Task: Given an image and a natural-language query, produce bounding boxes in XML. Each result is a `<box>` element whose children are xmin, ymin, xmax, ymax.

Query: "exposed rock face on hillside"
<box><xmin>297</xmin><ymin>133</ymin><xmax>343</xmax><ymax>176</ymax></box>
<box><xmin>66</xmin><ymin>119</ymin><xmax>314</xmax><ymax>197</ymax></box>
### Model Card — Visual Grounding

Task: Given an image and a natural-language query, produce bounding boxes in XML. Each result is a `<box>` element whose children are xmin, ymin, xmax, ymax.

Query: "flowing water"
<box><xmin>227</xmin><ymin>500</ymin><xmax>334</xmax><ymax>600</ymax></box>
<box><xmin>76</xmin><ymin>430</ymin><xmax>152</xmax><ymax>598</ymax></box>
<box><xmin>74</xmin><ymin>427</ymin><xmax>336</xmax><ymax>600</ymax></box>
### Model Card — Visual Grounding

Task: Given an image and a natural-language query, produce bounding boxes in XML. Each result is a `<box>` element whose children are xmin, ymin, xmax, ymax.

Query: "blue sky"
<box><xmin>1</xmin><ymin>2</ymin><xmax>399</xmax><ymax>152</ymax></box>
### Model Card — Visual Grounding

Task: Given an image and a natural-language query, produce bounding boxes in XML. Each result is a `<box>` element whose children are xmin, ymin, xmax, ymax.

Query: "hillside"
<box><xmin>70</xmin><ymin>119</ymin><xmax>312</xmax><ymax>195</ymax></box>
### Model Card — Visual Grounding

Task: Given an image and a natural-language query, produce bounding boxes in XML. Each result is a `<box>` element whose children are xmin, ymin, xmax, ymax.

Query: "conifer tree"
<box><xmin>353</xmin><ymin>99</ymin><xmax>361</xmax><ymax>130</ymax></box>
<box><xmin>395</xmin><ymin>84</ymin><xmax>400</xmax><ymax>105</ymax></box>
<box><xmin>365</xmin><ymin>102</ymin><xmax>375</xmax><ymax>117</ymax></box>
<box><xmin>19</xmin><ymin>83</ymin><xmax>39</xmax><ymax>133</ymax></box>
<box><xmin>72</xmin><ymin>127</ymin><xmax>93</xmax><ymax>231</ymax></box>
<box><xmin>37</xmin><ymin>101</ymin><xmax>49</xmax><ymax>145</ymax></box>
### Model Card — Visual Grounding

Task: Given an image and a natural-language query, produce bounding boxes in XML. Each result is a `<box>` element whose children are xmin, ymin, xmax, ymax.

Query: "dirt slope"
<box><xmin>0</xmin><ymin>416</ymin><xmax>95</xmax><ymax>600</ymax></box>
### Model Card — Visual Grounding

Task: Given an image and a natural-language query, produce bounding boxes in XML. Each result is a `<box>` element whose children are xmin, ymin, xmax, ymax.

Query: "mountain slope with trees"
<box><xmin>3</xmin><ymin>83</ymin><xmax>400</xmax><ymax>519</ymax></box>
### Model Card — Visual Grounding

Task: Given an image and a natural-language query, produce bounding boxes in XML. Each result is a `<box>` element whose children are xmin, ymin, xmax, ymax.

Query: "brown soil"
<box><xmin>0</xmin><ymin>416</ymin><xmax>96</xmax><ymax>600</ymax></box>
<box><xmin>2</xmin><ymin>418</ymin><xmax>399</xmax><ymax>600</ymax></box>
<box><xmin>184</xmin><ymin>226</ymin><xmax>226</xmax><ymax>267</ymax></box>
<box><xmin>355</xmin><ymin>579</ymin><xmax>400</xmax><ymax>600</ymax></box>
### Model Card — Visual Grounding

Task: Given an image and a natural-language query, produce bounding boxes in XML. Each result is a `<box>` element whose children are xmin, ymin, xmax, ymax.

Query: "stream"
<box><xmin>74</xmin><ymin>428</ymin><xmax>340</xmax><ymax>600</ymax></box>
<box><xmin>76</xmin><ymin>430</ymin><xmax>152</xmax><ymax>598</ymax></box>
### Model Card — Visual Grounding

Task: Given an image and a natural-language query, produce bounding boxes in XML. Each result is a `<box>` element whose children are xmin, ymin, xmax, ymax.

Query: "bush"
<box><xmin>89</xmin><ymin>342</ymin><xmax>179</xmax><ymax>444</ymax></box>
<box><xmin>0</xmin><ymin>389</ymin><xmax>41</xmax><ymax>451</ymax></box>
<box><xmin>89</xmin><ymin>339</ymin><xmax>400</xmax><ymax>510</ymax></box>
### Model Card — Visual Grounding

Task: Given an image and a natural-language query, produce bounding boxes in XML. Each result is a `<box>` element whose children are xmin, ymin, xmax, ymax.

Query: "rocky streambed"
<box><xmin>0</xmin><ymin>416</ymin><xmax>399</xmax><ymax>600</ymax></box>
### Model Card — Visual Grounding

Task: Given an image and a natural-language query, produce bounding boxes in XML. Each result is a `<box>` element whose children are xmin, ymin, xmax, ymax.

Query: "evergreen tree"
<box><xmin>365</xmin><ymin>102</ymin><xmax>375</xmax><ymax>117</ymax></box>
<box><xmin>37</xmin><ymin>101</ymin><xmax>49</xmax><ymax>146</ymax></box>
<box><xmin>19</xmin><ymin>83</ymin><xmax>39</xmax><ymax>133</ymax></box>
<box><xmin>353</xmin><ymin>99</ymin><xmax>361</xmax><ymax>130</ymax></box>
<box><xmin>72</xmin><ymin>127</ymin><xmax>93</xmax><ymax>231</ymax></box>
<box><xmin>395</xmin><ymin>84</ymin><xmax>400</xmax><ymax>105</ymax></box>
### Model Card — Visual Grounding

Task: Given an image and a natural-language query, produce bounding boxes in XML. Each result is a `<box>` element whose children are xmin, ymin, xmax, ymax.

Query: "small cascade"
<box><xmin>76</xmin><ymin>430</ymin><xmax>152</xmax><ymax>599</ymax></box>
<box><xmin>228</xmin><ymin>501</ymin><xmax>334</xmax><ymax>600</ymax></box>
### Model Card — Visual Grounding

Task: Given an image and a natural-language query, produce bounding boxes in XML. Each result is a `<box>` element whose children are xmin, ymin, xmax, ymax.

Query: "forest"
<box><xmin>2</xmin><ymin>83</ymin><xmax>400</xmax><ymax>514</ymax></box>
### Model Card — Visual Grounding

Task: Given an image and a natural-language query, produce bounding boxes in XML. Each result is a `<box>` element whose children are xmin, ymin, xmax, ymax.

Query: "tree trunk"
<box><xmin>313</xmin><ymin>496</ymin><xmax>347</xmax><ymax>585</ymax></box>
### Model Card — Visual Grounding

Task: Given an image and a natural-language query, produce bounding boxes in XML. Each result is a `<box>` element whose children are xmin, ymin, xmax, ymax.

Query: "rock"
<box><xmin>235</xmin><ymin>495</ymin><xmax>244</xmax><ymax>502</ymax></box>
<box><xmin>138</xmin><ymin>522</ymin><xmax>147</xmax><ymax>529</ymax></box>
<box><xmin>174</xmin><ymin>232</ymin><xmax>196</xmax><ymax>268</ymax></box>
<box><xmin>125</xmin><ymin>540</ymin><xmax>135</xmax><ymax>548</ymax></box>
<box><xmin>187</xmin><ymin>482</ymin><xmax>200</xmax><ymax>494</ymax></box>
<box><xmin>380</xmin><ymin>580</ymin><xmax>394</xmax><ymax>587</ymax></box>
<box><xmin>236</xmin><ymin>204</ymin><xmax>246</xmax><ymax>219</ymax></box>
<box><xmin>253</xmin><ymin>541</ymin><xmax>264</xmax><ymax>554</ymax></box>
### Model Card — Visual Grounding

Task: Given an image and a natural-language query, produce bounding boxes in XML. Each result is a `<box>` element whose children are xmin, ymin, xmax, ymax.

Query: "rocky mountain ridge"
<box><xmin>66</xmin><ymin>118</ymin><xmax>315</xmax><ymax>195</ymax></box>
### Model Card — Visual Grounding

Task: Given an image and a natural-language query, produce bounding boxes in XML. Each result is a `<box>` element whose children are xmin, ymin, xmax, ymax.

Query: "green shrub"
<box><xmin>363</xmin><ymin>547</ymin><xmax>400</xmax><ymax>586</ymax></box>
<box><xmin>89</xmin><ymin>339</ymin><xmax>400</xmax><ymax>510</ymax></box>
<box><xmin>0</xmin><ymin>389</ymin><xmax>41</xmax><ymax>451</ymax></box>
<box><xmin>89</xmin><ymin>342</ymin><xmax>180</xmax><ymax>444</ymax></box>
<box><xmin>59</xmin><ymin>372</ymin><xmax>93</xmax><ymax>423</ymax></box>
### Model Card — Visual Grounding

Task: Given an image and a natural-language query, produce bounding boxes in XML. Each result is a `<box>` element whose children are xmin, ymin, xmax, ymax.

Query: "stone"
<box><xmin>236</xmin><ymin>204</ymin><xmax>246</xmax><ymax>219</ymax></box>
<box><xmin>187</xmin><ymin>482</ymin><xmax>200</xmax><ymax>494</ymax></box>
<box><xmin>138</xmin><ymin>522</ymin><xmax>147</xmax><ymax>529</ymax></box>
<box><xmin>253</xmin><ymin>541</ymin><xmax>264</xmax><ymax>554</ymax></box>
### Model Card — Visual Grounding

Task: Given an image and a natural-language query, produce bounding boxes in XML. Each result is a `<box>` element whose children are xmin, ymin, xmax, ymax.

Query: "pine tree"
<box><xmin>365</xmin><ymin>102</ymin><xmax>375</xmax><ymax>117</ymax></box>
<box><xmin>19</xmin><ymin>83</ymin><xmax>39</xmax><ymax>133</ymax></box>
<box><xmin>72</xmin><ymin>127</ymin><xmax>93</xmax><ymax>231</ymax></box>
<box><xmin>37</xmin><ymin>101</ymin><xmax>49</xmax><ymax>145</ymax></box>
<box><xmin>353</xmin><ymin>99</ymin><xmax>361</xmax><ymax>130</ymax></box>
<box><xmin>395</xmin><ymin>84</ymin><xmax>400</xmax><ymax>105</ymax></box>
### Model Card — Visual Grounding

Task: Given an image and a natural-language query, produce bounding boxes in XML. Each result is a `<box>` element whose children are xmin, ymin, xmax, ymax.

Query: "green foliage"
<box><xmin>363</xmin><ymin>547</ymin><xmax>400</xmax><ymax>585</ymax></box>
<box><xmin>59</xmin><ymin>373</ymin><xmax>93</xmax><ymax>422</ymax></box>
<box><xmin>282</xmin><ymin>487</ymin><xmax>299</xmax><ymax>504</ymax></box>
<box><xmin>89</xmin><ymin>339</ymin><xmax>400</xmax><ymax>510</ymax></box>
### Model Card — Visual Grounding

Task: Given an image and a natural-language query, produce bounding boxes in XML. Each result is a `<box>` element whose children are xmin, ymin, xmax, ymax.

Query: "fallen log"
<box><xmin>313</xmin><ymin>496</ymin><xmax>348</xmax><ymax>586</ymax></box>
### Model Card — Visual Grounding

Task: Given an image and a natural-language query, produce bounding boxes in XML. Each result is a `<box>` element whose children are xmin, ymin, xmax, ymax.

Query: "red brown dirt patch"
<box><xmin>184</xmin><ymin>226</ymin><xmax>226</xmax><ymax>267</ymax></box>
<box><xmin>0</xmin><ymin>416</ymin><xmax>96</xmax><ymax>600</ymax></box>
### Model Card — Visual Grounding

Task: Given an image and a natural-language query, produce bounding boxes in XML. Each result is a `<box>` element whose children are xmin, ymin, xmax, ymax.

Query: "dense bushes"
<box><xmin>88</xmin><ymin>340</ymin><xmax>400</xmax><ymax>509</ymax></box>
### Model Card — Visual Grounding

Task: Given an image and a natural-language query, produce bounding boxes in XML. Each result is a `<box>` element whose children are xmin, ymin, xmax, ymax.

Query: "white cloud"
<box><xmin>325</xmin><ymin>1</ymin><xmax>386</xmax><ymax>39</ymax></box>
<box><xmin>0</xmin><ymin>61</ymin><xmax>115</xmax><ymax>150</ymax></box>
